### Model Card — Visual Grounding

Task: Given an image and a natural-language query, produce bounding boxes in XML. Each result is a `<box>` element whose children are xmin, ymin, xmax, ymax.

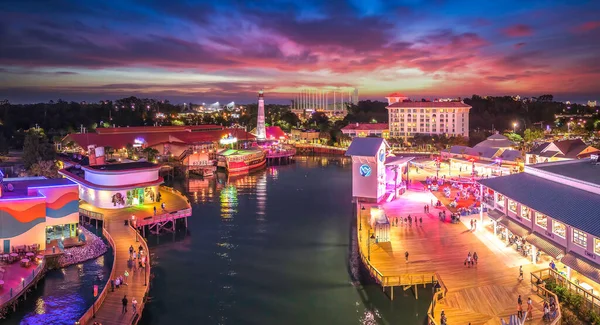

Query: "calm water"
<box><xmin>141</xmin><ymin>156</ymin><xmax>431</xmax><ymax>325</ymax></box>
<box><xmin>4</xmin><ymin>244</ymin><xmax>113</xmax><ymax>325</ymax></box>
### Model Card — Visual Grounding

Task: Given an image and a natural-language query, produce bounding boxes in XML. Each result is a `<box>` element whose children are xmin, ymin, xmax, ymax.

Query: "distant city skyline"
<box><xmin>1</xmin><ymin>0</ymin><xmax>599</xmax><ymax>104</ymax></box>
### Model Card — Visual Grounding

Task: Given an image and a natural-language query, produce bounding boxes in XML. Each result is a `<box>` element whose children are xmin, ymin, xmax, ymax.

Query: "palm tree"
<box><xmin>142</xmin><ymin>147</ymin><xmax>159</xmax><ymax>161</ymax></box>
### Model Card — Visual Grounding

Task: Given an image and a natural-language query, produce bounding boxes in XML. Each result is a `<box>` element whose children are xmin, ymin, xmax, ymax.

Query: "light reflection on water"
<box><xmin>141</xmin><ymin>157</ymin><xmax>431</xmax><ymax>325</ymax></box>
<box><xmin>4</xmin><ymin>248</ymin><xmax>112</xmax><ymax>325</ymax></box>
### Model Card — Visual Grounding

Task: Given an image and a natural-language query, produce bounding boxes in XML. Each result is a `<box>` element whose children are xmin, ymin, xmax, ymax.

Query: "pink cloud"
<box><xmin>572</xmin><ymin>21</ymin><xmax>600</xmax><ymax>33</ymax></box>
<box><xmin>503</xmin><ymin>24</ymin><xmax>533</xmax><ymax>37</ymax></box>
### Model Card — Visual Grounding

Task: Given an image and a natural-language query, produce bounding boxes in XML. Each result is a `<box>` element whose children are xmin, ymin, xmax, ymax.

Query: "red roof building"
<box><xmin>341</xmin><ymin>123</ymin><xmax>389</xmax><ymax>139</ymax></box>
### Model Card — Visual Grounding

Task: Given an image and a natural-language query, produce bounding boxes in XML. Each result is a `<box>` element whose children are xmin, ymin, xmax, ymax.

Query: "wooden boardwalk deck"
<box><xmin>358</xmin><ymin>189</ymin><xmax>548</xmax><ymax>325</ymax></box>
<box><xmin>81</xmin><ymin>188</ymin><xmax>190</xmax><ymax>325</ymax></box>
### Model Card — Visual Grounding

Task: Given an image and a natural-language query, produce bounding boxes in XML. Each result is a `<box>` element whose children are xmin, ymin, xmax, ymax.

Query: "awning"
<box><xmin>561</xmin><ymin>253</ymin><xmax>600</xmax><ymax>283</ymax></box>
<box><xmin>526</xmin><ymin>232</ymin><xmax>565</xmax><ymax>259</ymax></box>
<box><xmin>487</xmin><ymin>209</ymin><xmax>504</xmax><ymax>222</ymax></box>
<box><xmin>498</xmin><ymin>218</ymin><xmax>530</xmax><ymax>238</ymax></box>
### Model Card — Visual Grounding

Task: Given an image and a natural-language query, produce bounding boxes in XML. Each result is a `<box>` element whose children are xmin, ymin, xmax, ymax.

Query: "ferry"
<box><xmin>216</xmin><ymin>149</ymin><xmax>266</xmax><ymax>174</ymax></box>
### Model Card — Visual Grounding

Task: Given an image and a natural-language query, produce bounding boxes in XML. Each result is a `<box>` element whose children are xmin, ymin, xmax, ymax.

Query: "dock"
<box><xmin>77</xmin><ymin>186</ymin><xmax>191</xmax><ymax>325</ymax></box>
<box><xmin>265</xmin><ymin>148</ymin><xmax>295</xmax><ymax>164</ymax></box>
<box><xmin>357</xmin><ymin>189</ymin><xmax>551</xmax><ymax>325</ymax></box>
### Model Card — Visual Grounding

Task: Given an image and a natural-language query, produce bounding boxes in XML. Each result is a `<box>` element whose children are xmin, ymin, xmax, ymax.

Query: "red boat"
<box><xmin>216</xmin><ymin>149</ymin><xmax>266</xmax><ymax>174</ymax></box>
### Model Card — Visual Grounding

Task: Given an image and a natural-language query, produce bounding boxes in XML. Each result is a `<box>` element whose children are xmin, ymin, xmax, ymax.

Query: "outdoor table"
<box><xmin>20</xmin><ymin>258</ymin><xmax>30</xmax><ymax>267</ymax></box>
<box><xmin>1</xmin><ymin>254</ymin><xmax>8</xmax><ymax>262</ymax></box>
<box><xmin>26</xmin><ymin>252</ymin><xmax>34</xmax><ymax>258</ymax></box>
<box><xmin>580</xmin><ymin>282</ymin><xmax>593</xmax><ymax>292</ymax></box>
<box><xmin>36</xmin><ymin>255</ymin><xmax>44</xmax><ymax>260</ymax></box>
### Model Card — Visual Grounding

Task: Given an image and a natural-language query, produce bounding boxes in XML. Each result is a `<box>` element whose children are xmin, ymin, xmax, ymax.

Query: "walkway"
<box><xmin>358</xmin><ymin>188</ymin><xmax>546</xmax><ymax>325</ymax></box>
<box><xmin>81</xmin><ymin>188</ymin><xmax>190</xmax><ymax>325</ymax></box>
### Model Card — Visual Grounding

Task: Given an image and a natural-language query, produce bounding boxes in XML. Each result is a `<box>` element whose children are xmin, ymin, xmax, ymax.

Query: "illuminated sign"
<box><xmin>359</xmin><ymin>164</ymin><xmax>372</xmax><ymax>177</ymax></box>
<box><xmin>220</xmin><ymin>135</ymin><xmax>238</xmax><ymax>145</ymax></box>
<box><xmin>133</xmin><ymin>137</ymin><xmax>145</xmax><ymax>148</ymax></box>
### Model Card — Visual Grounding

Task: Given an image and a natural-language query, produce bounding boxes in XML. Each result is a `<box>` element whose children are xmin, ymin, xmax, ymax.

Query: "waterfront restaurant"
<box><xmin>478</xmin><ymin>156</ymin><xmax>600</xmax><ymax>292</ymax></box>
<box><xmin>0</xmin><ymin>177</ymin><xmax>79</xmax><ymax>252</ymax></box>
<box><xmin>59</xmin><ymin>161</ymin><xmax>163</xmax><ymax>209</ymax></box>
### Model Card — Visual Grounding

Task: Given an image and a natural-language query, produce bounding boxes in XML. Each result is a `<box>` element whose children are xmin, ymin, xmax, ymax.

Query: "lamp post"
<box><xmin>368</xmin><ymin>232</ymin><xmax>375</xmax><ymax>261</ymax></box>
<box><xmin>513</xmin><ymin>122</ymin><xmax>517</xmax><ymax>133</ymax></box>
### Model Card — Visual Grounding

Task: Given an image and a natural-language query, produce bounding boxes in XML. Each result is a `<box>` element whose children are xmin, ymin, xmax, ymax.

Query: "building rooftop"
<box><xmin>530</xmin><ymin>159</ymin><xmax>600</xmax><ymax>186</ymax></box>
<box><xmin>386</xmin><ymin>101</ymin><xmax>471</xmax><ymax>108</ymax></box>
<box><xmin>342</xmin><ymin>123</ymin><xmax>389</xmax><ymax>131</ymax></box>
<box><xmin>95</xmin><ymin>125</ymin><xmax>223</xmax><ymax>134</ymax></box>
<box><xmin>86</xmin><ymin>161</ymin><xmax>158</xmax><ymax>171</ymax></box>
<box><xmin>345</xmin><ymin>137</ymin><xmax>387</xmax><ymax>157</ymax></box>
<box><xmin>473</xmin><ymin>133</ymin><xmax>515</xmax><ymax>149</ymax></box>
<box><xmin>527</xmin><ymin>139</ymin><xmax>599</xmax><ymax>159</ymax></box>
<box><xmin>0</xmin><ymin>177</ymin><xmax>76</xmax><ymax>200</ymax></box>
<box><xmin>479</xmin><ymin>172</ymin><xmax>600</xmax><ymax>237</ymax></box>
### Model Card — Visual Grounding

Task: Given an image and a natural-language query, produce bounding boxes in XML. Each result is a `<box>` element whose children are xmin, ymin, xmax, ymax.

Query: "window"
<box><xmin>508</xmin><ymin>200</ymin><xmax>517</xmax><ymax>213</ymax></box>
<box><xmin>573</xmin><ymin>229</ymin><xmax>587</xmax><ymax>248</ymax></box>
<box><xmin>535</xmin><ymin>212</ymin><xmax>547</xmax><ymax>228</ymax></box>
<box><xmin>497</xmin><ymin>194</ymin><xmax>504</xmax><ymax>206</ymax></box>
<box><xmin>553</xmin><ymin>221</ymin><xmax>566</xmax><ymax>238</ymax></box>
<box><xmin>520</xmin><ymin>206</ymin><xmax>530</xmax><ymax>220</ymax></box>
<box><xmin>595</xmin><ymin>238</ymin><xmax>600</xmax><ymax>255</ymax></box>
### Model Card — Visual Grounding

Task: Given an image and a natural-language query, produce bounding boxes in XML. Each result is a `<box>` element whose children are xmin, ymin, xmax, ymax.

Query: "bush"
<box><xmin>544</xmin><ymin>278</ymin><xmax>600</xmax><ymax>325</ymax></box>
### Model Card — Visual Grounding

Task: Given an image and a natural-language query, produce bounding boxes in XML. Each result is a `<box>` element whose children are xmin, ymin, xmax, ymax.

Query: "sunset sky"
<box><xmin>1</xmin><ymin>0</ymin><xmax>599</xmax><ymax>104</ymax></box>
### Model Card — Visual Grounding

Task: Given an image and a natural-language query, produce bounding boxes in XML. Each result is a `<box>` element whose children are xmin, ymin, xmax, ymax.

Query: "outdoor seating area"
<box><xmin>1</xmin><ymin>244</ymin><xmax>42</xmax><ymax>266</ymax></box>
<box><xmin>425</xmin><ymin>176</ymin><xmax>481</xmax><ymax>212</ymax></box>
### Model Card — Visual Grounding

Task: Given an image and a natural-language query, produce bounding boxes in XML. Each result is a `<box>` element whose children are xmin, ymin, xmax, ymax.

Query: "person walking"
<box><xmin>129</xmin><ymin>245</ymin><xmax>134</xmax><ymax>258</ymax></box>
<box><xmin>473</xmin><ymin>252</ymin><xmax>478</xmax><ymax>265</ymax></box>
<box><xmin>122</xmin><ymin>295</ymin><xmax>128</xmax><ymax>314</ymax></box>
<box><xmin>153</xmin><ymin>206</ymin><xmax>157</xmax><ymax>215</ymax></box>
<box><xmin>527</xmin><ymin>297</ymin><xmax>533</xmax><ymax>320</ymax></box>
<box><xmin>405</xmin><ymin>251</ymin><xmax>409</xmax><ymax>263</ymax></box>
<box><xmin>419</xmin><ymin>216</ymin><xmax>423</xmax><ymax>227</ymax></box>
<box><xmin>474</xmin><ymin>219</ymin><xmax>477</xmax><ymax>231</ymax></box>
<box><xmin>518</xmin><ymin>294</ymin><xmax>522</xmax><ymax>306</ymax></box>
<box><xmin>132</xmin><ymin>297</ymin><xmax>138</xmax><ymax>314</ymax></box>
<box><xmin>110</xmin><ymin>278</ymin><xmax>114</xmax><ymax>292</ymax></box>
<box><xmin>517</xmin><ymin>303</ymin><xmax>523</xmax><ymax>319</ymax></box>
<box><xmin>470</xmin><ymin>219</ymin><xmax>474</xmax><ymax>230</ymax></box>
<box><xmin>124</xmin><ymin>270</ymin><xmax>129</xmax><ymax>285</ymax></box>
<box><xmin>518</xmin><ymin>266</ymin><xmax>524</xmax><ymax>280</ymax></box>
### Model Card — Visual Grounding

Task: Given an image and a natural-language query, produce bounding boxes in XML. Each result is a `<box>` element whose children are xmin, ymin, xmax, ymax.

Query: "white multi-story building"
<box><xmin>385</xmin><ymin>93</ymin><xmax>471</xmax><ymax>139</ymax></box>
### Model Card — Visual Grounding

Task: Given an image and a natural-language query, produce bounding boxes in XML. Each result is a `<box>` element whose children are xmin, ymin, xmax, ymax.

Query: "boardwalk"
<box><xmin>81</xmin><ymin>188</ymin><xmax>190</xmax><ymax>325</ymax></box>
<box><xmin>358</xmin><ymin>189</ymin><xmax>547</xmax><ymax>325</ymax></box>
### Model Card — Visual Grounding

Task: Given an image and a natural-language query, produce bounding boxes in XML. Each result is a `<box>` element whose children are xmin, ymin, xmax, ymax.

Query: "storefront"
<box><xmin>45</xmin><ymin>223</ymin><xmax>77</xmax><ymax>242</ymax></box>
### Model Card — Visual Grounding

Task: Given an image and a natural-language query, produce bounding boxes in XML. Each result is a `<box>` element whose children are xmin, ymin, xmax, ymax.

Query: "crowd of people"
<box><xmin>57</xmin><ymin>228</ymin><xmax>108</xmax><ymax>268</ymax></box>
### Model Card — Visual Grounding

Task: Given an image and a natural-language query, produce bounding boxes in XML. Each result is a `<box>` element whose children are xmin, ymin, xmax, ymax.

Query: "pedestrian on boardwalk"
<box><xmin>518</xmin><ymin>266</ymin><xmax>524</xmax><ymax>280</ymax></box>
<box><xmin>527</xmin><ymin>297</ymin><xmax>533</xmax><ymax>320</ymax></box>
<box><xmin>470</xmin><ymin>219</ymin><xmax>474</xmax><ymax>230</ymax></box>
<box><xmin>129</xmin><ymin>245</ymin><xmax>134</xmax><ymax>258</ymax></box>
<box><xmin>404</xmin><ymin>217</ymin><xmax>407</xmax><ymax>226</ymax></box>
<box><xmin>405</xmin><ymin>251</ymin><xmax>409</xmax><ymax>263</ymax></box>
<box><xmin>110</xmin><ymin>278</ymin><xmax>114</xmax><ymax>292</ymax></box>
<box><xmin>138</xmin><ymin>244</ymin><xmax>143</xmax><ymax>253</ymax></box>
<box><xmin>132</xmin><ymin>250</ymin><xmax>137</xmax><ymax>261</ymax></box>
<box><xmin>153</xmin><ymin>206</ymin><xmax>157</xmax><ymax>215</ymax></box>
<box><xmin>115</xmin><ymin>277</ymin><xmax>120</xmax><ymax>289</ymax></box>
<box><xmin>132</xmin><ymin>297</ymin><xmax>138</xmax><ymax>314</ymax></box>
<box><xmin>517</xmin><ymin>303</ymin><xmax>523</xmax><ymax>319</ymax></box>
<box><xmin>124</xmin><ymin>270</ymin><xmax>129</xmax><ymax>285</ymax></box>
<box><xmin>473</xmin><ymin>252</ymin><xmax>478</xmax><ymax>265</ymax></box>
<box><xmin>518</xmin><ymin>295</ymin><xmax>522</xmax><ymax>306</ymax></box>
<box><xmin>122</xmin><ymin>295</ymin><xmax>128</xmax><ymax>314</ymax></box>
<box><xmin>474</xmin><ymin>219</ymin><xmax>477</xmax><ymax>231</ymax></box>
<box><xmin>424</xmin><ymin>205</ymin><xmax>427</xmax><ymax>213</ymax></box>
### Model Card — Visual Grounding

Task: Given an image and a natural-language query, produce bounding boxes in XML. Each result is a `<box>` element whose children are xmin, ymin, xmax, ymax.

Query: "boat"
<box><xmin>216</xmin><ymin>149</ymin><xmax>266</xmax><ymax>174</ymax></box>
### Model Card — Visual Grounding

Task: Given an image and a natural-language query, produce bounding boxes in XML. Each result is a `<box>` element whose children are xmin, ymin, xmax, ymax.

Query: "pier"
<box><xmin>356</xmin><ymin>188</ymin><xmax>553</xmax><ymax>325</ymax></box>
<box><xmin>265</xmin><ymin>148</ymin><xmax>295</xmax><ymax>164</ymax></box>
<box><xmin>293</xmin><ymin>144</ymin><xmax>346</xmax><ymax>155</ymax></box>
<box><xmin>77</xmin><ymin>187</ymin><xmax>191</xmax><ymax>325</ymax></box>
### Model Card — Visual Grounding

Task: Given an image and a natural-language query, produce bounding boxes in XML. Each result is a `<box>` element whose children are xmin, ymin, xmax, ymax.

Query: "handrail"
<box><xmin>77</xmin><ymin>227</ymin><xmax>117</xmax><ymax>325</ymax></box>
<box><xmin>130</xmin><ymin>225</ymin><xmax>151</xmax><ymax>325</ymax></box>
<box><xmin>530</xmin><ymin>270</ymin><xmax>562</xmax><ymax>325</ymax></box>
<box><xmin>79</xmin><ymin>208</ymin><xmax>104</xmax><ymax>221</ymax></box>
<box><xmin>0</xmin><ymin>258</ymin><xmax>46</xmax><ymax>309</ymax></box>
<box><xmin>135</xmin><ymin>208</ymin><xmax>192</xmax><ymax>226</ymax></box>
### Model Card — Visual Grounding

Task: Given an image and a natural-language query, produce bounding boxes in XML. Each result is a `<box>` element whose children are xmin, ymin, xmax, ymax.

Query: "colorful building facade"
<box><xmin>0</xmin><ymin>178</ymin><xmax>79</xmax><ymax>253</ymax></box>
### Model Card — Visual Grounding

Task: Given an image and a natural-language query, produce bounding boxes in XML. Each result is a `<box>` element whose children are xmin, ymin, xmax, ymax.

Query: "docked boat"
<box><xmin>216</xmin><ymin>149</ymin><xmax>266</xmax><ymax>174</ymax></box>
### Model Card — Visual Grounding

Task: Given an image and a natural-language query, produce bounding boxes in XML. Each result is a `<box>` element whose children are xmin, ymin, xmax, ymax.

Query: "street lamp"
<box><xmin>368</xmin><ymin>232</ymin><xmax>376</xmax><ymax>261</ymax></box>
<box><xmin>513</xmin><ymin>122</ymin><xmax>517</xmax><ymax>133</ymax></box>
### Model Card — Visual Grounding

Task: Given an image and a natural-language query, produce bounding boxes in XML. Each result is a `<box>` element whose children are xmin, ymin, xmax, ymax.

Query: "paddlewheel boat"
<box><xmin>216</xmin><ymin>149</ymin><xmax>266</xmax><ymax>174</ymax></box>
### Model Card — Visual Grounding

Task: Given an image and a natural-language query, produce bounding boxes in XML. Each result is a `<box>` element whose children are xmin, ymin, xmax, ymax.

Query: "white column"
<box><xmin>479</xmin><ymin>184</ymin><xmax>484</xmax><ymax>225</ymax></box>
<box><xmin>505</xmin><ymin>228</ymin><xmax>509</xmax><ymax>244</ymax></box>
<box><xmin>532</xmin><ymin>245</ymin><xmax>537</xmax><ymax>264</ymax></box>
<box><xmin>494</xmin><ymin>221</ymin><xmax>497</xmax><ymax>236</ymax></box>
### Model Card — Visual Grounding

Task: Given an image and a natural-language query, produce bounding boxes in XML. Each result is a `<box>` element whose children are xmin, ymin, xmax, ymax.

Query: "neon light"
<box><xmin>220</xmin><ymin>137</ymin><xmax>238</xmax><ymax>145</ymax></box>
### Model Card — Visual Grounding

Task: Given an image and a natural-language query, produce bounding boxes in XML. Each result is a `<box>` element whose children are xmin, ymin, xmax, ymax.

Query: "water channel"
<box><xmin>140</xmin><ymin>156</ymin><xmax>431</xmax><ymax>325</ymax></box>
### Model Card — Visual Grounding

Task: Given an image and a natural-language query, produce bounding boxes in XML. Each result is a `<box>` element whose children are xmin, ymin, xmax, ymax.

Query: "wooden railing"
<box><xmin>530</xmin><ymin>269</ymin><xmax>562</xmax><ymax>325</ymax></box>
<box><xmin>77</xmin><ymin>227</ymin><xmax>117</xmax><ymax>325</ymax></box>
<box><xmin>135</xmin><ymin>208</ymin><xmax>192</xmax><ymax>227</ymax></box>
<box><xmin>79</xmin><ymin>208</ymin><xmax>104</xmax><ymax>221</ymax></box>
<box><xmin>427</xmin><ymin>272</ymin><xmax>448</xmax><ymax>325</ymax></box>
<box><xmin>130</xmin><ymin>226</ymin><xmax>151</xmax><ymax>325</ymax></box>
<box><xmin>0</xmin><ymin>258</ymin><xmax>46</xmax><ymax>309</ymax></box>
<box><xmin>538</xmin><ymin>267</ymin><xmax>600</xmax><ymax>314</ymax></box>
